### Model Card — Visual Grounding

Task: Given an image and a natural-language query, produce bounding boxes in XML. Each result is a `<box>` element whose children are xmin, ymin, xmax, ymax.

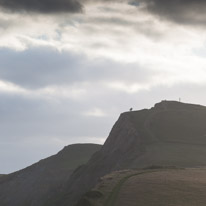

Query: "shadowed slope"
<box><xmin>0</xmin><ymin>144</ymin><xmax>101</xmax><ymax>206</ymax></box>
<box><xmin>56</xmin><ymin>101</ymin><xmax>206</xmax><ymax>206</ymax></box>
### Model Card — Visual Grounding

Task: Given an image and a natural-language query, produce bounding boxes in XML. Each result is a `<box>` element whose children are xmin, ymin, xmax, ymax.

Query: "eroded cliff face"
<box><xmin>56</xmin><ymin>101</ymin><xmax>206</xmax><ymax>206</ymax></box>
<box><xmin>57</xmin><ymin>111</ymin><xmax>148</xmax><ymax>206</ymax></box>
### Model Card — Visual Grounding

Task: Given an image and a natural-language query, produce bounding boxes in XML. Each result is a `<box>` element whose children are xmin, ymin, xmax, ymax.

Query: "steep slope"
<box><xmin>0</xmin><ymin>144</ymin><xmax>101</xmax><ymax>206</ymax></box>
<box><xmin>56</xmin><ymin>101</ymin><xmax>206</xmax><ymax>206</ymax></box>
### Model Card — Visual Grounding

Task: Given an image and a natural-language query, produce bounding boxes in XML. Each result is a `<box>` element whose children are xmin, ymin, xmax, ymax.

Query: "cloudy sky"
<box><xmin>1</xmin><ymin>0</ymin><xmax>206</xmax><ymax>173</ymax></box>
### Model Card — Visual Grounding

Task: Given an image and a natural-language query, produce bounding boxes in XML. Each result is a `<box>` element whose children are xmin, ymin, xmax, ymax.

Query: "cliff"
<box><xmin>54</xmin><ymin>100</ymin><xmax>206</xmax><ymax>206</ymax></box>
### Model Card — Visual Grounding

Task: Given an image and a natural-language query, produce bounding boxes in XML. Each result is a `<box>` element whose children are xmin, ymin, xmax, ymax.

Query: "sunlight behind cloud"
<box><xmin>2</xmin><ymin>0</ymin><xmax>206</xmax><ymax>174</ymax></box>
<box><xmin>83</xmin><ymin>108</ymin><xmax>107</xmax><ymax>117</ymax></box>
<box><xmin>0</xmin><ymin>80</ymin><xmax>26</xmax><ymax>93</ymax></box>
<box><xmin>106</xmin><ymin>81</ymin><xmax>150</xmax><ymax>93</ymax></box>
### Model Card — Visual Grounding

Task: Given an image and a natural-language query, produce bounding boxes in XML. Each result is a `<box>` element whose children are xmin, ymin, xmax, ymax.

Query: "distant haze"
<box><xmin>1</xmin><ymin>0</ymin><xmax>206</xmax><ymax>173</ymax></box>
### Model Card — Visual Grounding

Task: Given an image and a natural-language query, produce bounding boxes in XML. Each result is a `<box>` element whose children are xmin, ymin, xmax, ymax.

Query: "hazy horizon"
<box><xmin>1</xmin><ymin>0</ymin><xmax>206</xmax><ymax>173</ymax></box>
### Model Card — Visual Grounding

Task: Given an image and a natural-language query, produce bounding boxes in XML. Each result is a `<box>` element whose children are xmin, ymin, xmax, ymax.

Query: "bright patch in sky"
<box><xmin>1</xmin><ymin>0</ymin><xmax>206</xmax><ymax>173</ymax></box>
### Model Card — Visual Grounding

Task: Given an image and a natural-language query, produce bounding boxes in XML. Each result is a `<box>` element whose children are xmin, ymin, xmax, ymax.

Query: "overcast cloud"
<box><xmin>143</xmin><ymin>0</ymin><xmax>206</xmax><ymax>25</ymax></box>
<box><xmin>0</xmin><ymin>0</ymin><xmax>82</xmax><ymax>13</ymax></box>
<box><xmin>1</xmin><ymin>0</ymin><xmax>206</xmax><ymax>173</ymax></box>
<box><xmin>1</xmin><ymin>0</ymin><xmax>206</xmax><ymax>26</ymax></box>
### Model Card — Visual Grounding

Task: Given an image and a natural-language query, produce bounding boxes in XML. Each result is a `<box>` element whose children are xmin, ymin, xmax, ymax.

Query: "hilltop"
<box><xmin>54</xmin><ymin>100</ymin><xmax>206</xmax><ymax>206</ymax></box>
<box><xmin>2</xmin><ymin>100</ymin><xmax>206</xmax><ymax>206</ymax></box>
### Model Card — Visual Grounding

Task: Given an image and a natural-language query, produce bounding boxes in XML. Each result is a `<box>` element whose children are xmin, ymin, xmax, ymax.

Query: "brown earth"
<box><xmin>115</xmin><ymin>168</ymin><xmax>206</xmax><ymax>206</ymax></box>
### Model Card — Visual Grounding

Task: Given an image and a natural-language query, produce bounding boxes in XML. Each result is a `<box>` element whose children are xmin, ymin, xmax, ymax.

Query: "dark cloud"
<box><xmin>0</xmin><ymin>47</ymin><xmax>84</xmax><ymax>88</ymax></box>
<box><xmin>143</xmin><ymin>0</ymin><xmax>206</xmax><ymax>25</ymax></box>
<box><xmin>1</xmin><ymin>0</ymin><xmax>206</xmax><ymax>25</ymax></box>
<box><xmin>0</xmin><ymin>0</ymin><xmax>82</xmax><ymax>13</ymax></box>
<box><xmin>0</xmin><ymin>47</ymin><xmax>160</xmax><ymax>89</ymax></box>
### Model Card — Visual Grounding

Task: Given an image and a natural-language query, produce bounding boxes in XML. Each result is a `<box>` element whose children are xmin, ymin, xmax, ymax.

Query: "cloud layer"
<box><xmin>1</xmin><ymin>0</ymin><xmax>206</xmax><ymax>27</ymax></box>
<box><xmin>1</xmin><ymin>0</ymin><xmax>206</xmax><ymax>174</ymax></box>
<box><xmin>144</xmin><ymin>0</ymin><xmax>206</xmax><ymax>25</ymax></box>
<box><xmin>0</xmin><ymin>0</ymin><xmax>82</xmax><ymax>13</ymax></box>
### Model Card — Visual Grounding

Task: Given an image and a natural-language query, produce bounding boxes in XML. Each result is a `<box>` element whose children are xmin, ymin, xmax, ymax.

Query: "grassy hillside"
<box><xmin>3</xmin><ymin>101</ymin><xmax>206</xmax><ymax>206</ymax></box>
<box><xmin>40</xmin><ymin>143</ymin><xmax>102</xmax><ymax>170</ymax></box>
<box><xmin>130</xmin><ymin>101</ymin><xmax>206</xmax><ymax>143</ymax></box>
<box><xmin>79</xmin><ymin>167</ymin><xmax>206</xmax><ymax>206</ymax></box>
<box><xmin>151</xmin><ymin>109</ymin><xmax>206</xmax><ymax>143</ymax></box>
<box><xmin>115</xmin><ymin>168</ymin><xmax>206</xmax><ymax>206</ymax></box>
<box><xmin>59</xmin><ymin>101</ymin><xmax>206</xmax><ymax>206</ymax></box>
<box><xmin>75</xmin><ymin>169</ymin><xmax>137</xmax><ymax>206</ymax></box>
<box><xmin>128</xmin><ymin>101</ymin><xmax>206</xmax><ymax>168</ymax></box>
<box><xmin>0</xmin><ymin>143</ymin><xmax>101</xmax><ymax>206</ymax></box>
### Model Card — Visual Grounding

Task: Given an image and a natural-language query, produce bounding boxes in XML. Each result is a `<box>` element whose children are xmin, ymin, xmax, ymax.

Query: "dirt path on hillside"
<box><xmin>103</xmin><ymin>171</ymin><xmax>153</xmax><ymax>206</ymax></box>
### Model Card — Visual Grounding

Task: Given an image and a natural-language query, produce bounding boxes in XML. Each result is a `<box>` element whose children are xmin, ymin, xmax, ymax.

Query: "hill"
<box><xmin>114</xmin><ymin>168</ymin><xmax>206</xmax><ymax>206</ymax></box>
<box><xmin>78</xmin><ymin>167</ymin><xmax>206</xmax><ymax>206</ymax></box>
<box><xmin>55</xmin><ymin>100</ymin><xmax>206</xmax><ymax>206</ymax></box>
<box><xmin>0</xmin><ymin>143</ymin><xmax>101</xmax><ymax>206</ymax></box>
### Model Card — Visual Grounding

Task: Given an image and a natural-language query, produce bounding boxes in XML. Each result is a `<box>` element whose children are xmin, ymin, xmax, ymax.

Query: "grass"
<box><xmin>78</xmin><ymin>168</ymin><xmax>186</xmax><ymax>206</ymax></box>
<box><xmin>151</xmin><ymin>110</ymin><xmax>206</xmax><ymax>143</ymax></box>
<box><xmin>113</xmin><ymin>168</ymin><xmax>206</xmax><ymax>206</ymax></box>
<box><xmin>103</xmin><ymin>170</ymin><xmax>159</xmax><ymax>206</ymax></box>
<box><xmin>103</xmin><ymin>173</ymin><xmax>139</xmax><ymax>206</ymax></box>
<box><xmin>128</xmin><ymin>103</ymin><xmax>206</xmax><ymax>145</ymax></box>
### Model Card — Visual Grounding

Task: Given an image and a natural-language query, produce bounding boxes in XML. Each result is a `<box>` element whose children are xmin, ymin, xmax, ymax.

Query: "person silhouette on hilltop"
<box><xmin>130</xmin><ymin>108</ymin><xmax>133</xmax><ymax>112</ymax></box>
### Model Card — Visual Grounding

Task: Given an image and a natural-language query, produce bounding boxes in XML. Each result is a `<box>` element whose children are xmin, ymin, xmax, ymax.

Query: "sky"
<box><xmin>1</xmin><ymin>0</ymin><xmax>206</xmax><ymax>173</ymax></box>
